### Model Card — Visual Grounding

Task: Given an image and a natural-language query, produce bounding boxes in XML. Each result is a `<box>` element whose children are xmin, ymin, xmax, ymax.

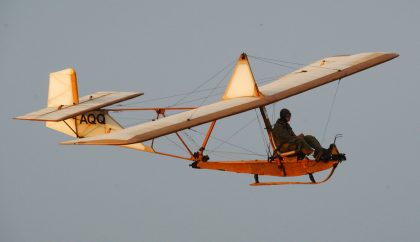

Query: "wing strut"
<box><xmin>258</xmin><ymin>106</ymin><xmax>286</xmax><ymax>174</ymax></box>
<box><xmin>195</xmin><ymin>120</ymin><xmax>217</xmax><ymax>161</ymax></box>
<box><xmin>258</xmin><ymin>106</ymin><xmax>277</xmax><ymax>153</ymax></box>
<box><xmin>150</xmin><ymin>108</ymin><xmax>195</xmax><ymax>158</ymax></box>
<box><xmin>161</xmin><ymin>110</ymin><xmax>194</xmax><ymax>157</ymax></box>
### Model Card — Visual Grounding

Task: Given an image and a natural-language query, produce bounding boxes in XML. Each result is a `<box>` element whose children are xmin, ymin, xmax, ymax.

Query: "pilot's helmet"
<box><xmin>280</xmin><ymin>108</ymin><xmax>291</xmax><ymax>119</ymax></box>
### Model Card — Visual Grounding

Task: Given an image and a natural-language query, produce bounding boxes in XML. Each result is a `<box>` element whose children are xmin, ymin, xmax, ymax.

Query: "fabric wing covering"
<box><xmin>62</xmin><ymin>52</ymin><xmax>398</xmax><ymax>146</ymax></box>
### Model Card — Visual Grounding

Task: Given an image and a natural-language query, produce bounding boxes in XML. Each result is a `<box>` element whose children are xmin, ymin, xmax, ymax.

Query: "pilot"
<box><xmin>272</xmin><ymin>108</ymin><xmax>330</xmax><ymax>161</ymax></box>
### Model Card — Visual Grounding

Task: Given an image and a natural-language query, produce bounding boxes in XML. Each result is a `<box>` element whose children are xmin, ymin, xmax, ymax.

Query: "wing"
<box><xmin>62</xmin><ymin>52</ymin><xmax>398</xmax><ymax>146</ymax></box>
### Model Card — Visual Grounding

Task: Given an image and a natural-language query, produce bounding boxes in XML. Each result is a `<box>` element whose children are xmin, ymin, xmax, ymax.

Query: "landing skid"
<box><xmin>250</xmin><ymin>164</ymin><xmax>338</xmax><ymax>186</ymax></box>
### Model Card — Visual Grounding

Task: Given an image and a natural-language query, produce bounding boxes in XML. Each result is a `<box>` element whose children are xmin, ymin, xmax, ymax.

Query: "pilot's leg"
<box><xmin>303</xmin><ymin>135</ymin><xmax>323</xmax><ymax>152</ymax></box>
<box><xmin>290</xmin><ymin>137</ymin><xmax>313</xmax><ymax>155</ymax></box>
<box><xmin>304</xmin><ymin>135</ymin><xmax>330</xmax><ymax>161</ymax></box>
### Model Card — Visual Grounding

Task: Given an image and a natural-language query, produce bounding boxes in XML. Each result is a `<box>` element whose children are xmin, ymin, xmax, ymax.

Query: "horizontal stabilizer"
<box><xmin>15</xmin><ymin>91</ymin><xmax>142</xmax><ymax>121</ymax></box>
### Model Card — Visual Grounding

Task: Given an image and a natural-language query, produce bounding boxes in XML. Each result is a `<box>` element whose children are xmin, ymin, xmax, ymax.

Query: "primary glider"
<box><xmin>16</xmin><ymin>52</ymin><xmax>398</xmax><ymax>185</ymax></box>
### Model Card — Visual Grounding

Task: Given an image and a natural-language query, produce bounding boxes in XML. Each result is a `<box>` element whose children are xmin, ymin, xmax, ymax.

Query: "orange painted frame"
<box><xmin>108</xmin><ymin>107</ymin><xmax>341</xmax><ymax>185</ymax></box>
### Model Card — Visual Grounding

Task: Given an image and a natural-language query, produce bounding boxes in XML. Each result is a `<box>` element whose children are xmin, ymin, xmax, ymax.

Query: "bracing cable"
<box><xmin>321</xmin><ymin>79</ymin><xmax>341</xmax><ymax>144</ymax></box>
<box><xmin>249</xmin><ymin>55</ymin><xmax>341</xmax><ymax>71</ymax></box>
<box><xmin>207</xmin><ymin>115</ymin><xmax>263</xmax><ymax>156</ymax></box>
<box><xmin>189</xmin><ymin>128</ymin><xmax>265</xmax><ymax>157</ymax></box>
<box><xmin>169</xmin><ymin>60</ymin><xmax>236</xmax><ymax>108</ymax></box>
<box><xmin>185</xmin><ymin>63</ymin><xmax>235</xmax><ymax>120</ymax></box>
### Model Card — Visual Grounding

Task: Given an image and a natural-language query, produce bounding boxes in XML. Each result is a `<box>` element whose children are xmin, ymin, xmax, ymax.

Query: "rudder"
<box><xmin>47</xmin><ymin>68</ymin><xmax>79</xmax><ymax>107</ymax></box>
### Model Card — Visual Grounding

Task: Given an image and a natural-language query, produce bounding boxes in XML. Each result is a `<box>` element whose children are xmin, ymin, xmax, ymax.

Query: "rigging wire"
<box><xmin>169</xmin><ymin>60</ymin><xmax>236</xmax><ymax>108</ymax></box>
<box><xmin>250</xmin><ymin>54</ymin><xmax>344</xmax><ymax>145</ymax></box>
<box><xmin>205</xmin><ymin>150</ymin><xmax>264</xmax><ymax>161</ymax></box>
<box><xmin>254</xmin><ymin>109</ymin><xmax>270</xmax><ymax>157</ymax></box>
<box><xmin>203</xmin><ymin>150</ymin><xmax>254</xmax><ymax>161</ymax></box>
<box><xmin>112</xmin><ymin>54</ymin><xmax>346</xmax><ymax>158</ymax></box>
<box><xmin>249</xmin><ymin>55</ymin><xmax>341</xmax><ymax>71</ymax></box>
<box><xmin>163</xmin><ymin>135</ymin><xmax>189</xmax><ymax>154</ymax></box>
<box><xmin>250</xmin><ymin>55</ymin><xmax>308</xmax><ymax>66</ymax></box>
<box><xmin>321</xmin><ymin>79</ymin><xmax>342</xmax><ymax>144</ymax></box>
<box><xmin>109</xmin><ymin>116</ymin><xmax>152</xmax><ymax>121</ymax></box>
<box><xmin>249</xmin><ymin>56</ymin><xmax>298</xmax><ymax>70</ymax></box>
<box><xmin>116</xmin><ymin>54</ymin><xmax>341</xmax><ymax>108</ymax></box>
<box><xmin>117</xmin><ymin>87</ymin><xmax>224</xmax><ymax>106</ymax></box>
<box><xmin>205</xmin><ymin>150</ymin><xmax>265</xmax><ymax>157</ymax></box>
<box><xmin>189</xmin><ymin>128</ymin><xmax>265</xmax><ymax>157</ymax></box>
<box><xmin>184</xmin><ymin>63</ymin><xmax>235</xmax><ymax>121</ymax></box>
<box><xmin>115</xmin><ymin>60</ymin><xmax>234</xmax><ymax>107</ymax></box>
<box><xmin>112</xmin><ymin>75</ymin><xmax>280</xmax><ymax>108</ymax></box>
<box><xmin>207</xmin><ymin>115</ymin><xmax>262</xmax><ymax>156</ymax></box>
<box><xmin>114</xmin><ymin>64</ymin><xmax>284</xmax><ymax>158</ymax></box>
<box><xmin>181</xmin><ymin>130</ymin><xmax>199</xmax><ymax>150</ymax></box>
<box><xmin>272</xmin><ymin>102</ymin><xmax>276</xmax><ymax>124</ymax></box>
<box><xmin>197</xmin><ymin>64</ymin><xmax>235</xmax><ymax>107</ymax></box>
<box><xmin>148</xmin><ymin>75</ymin><xmax>280</xmax><ymax>108</ymax></box>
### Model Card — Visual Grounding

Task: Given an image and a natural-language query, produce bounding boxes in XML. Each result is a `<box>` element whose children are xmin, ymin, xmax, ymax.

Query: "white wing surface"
<box><xmin>62</xmin><ymin>52</ymin><xmax>398</xmax><ymax>146</ymax></box>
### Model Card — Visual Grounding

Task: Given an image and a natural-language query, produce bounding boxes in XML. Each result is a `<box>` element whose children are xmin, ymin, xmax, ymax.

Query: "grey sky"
<box><xmin>1</xmin><ymin>1</ymin><xmax>419</xmax><ymax>242</ymax></box>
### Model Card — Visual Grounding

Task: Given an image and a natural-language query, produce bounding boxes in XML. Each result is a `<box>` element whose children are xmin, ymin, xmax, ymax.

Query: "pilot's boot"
<box><xmin>328</xmin><ymin>144</ymin><xmax>346</xmax><ymax>162</ymax></box>
<box><xmin>314</xmin><ymin>149</ymin><xmax>322</xmax><ymax>160</ymax></box>
<box><xmin>315</xmin><ymin>148</ymin><xmax>331</xmax><ymax>161</ymax></box>
<box><xmin>320</xmin><ymin>148</ymin><xmax>331</xmax><ymax>161</ymax></box>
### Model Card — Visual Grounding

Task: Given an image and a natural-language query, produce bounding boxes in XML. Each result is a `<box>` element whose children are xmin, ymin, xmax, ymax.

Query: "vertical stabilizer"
<box><xmin>48</xmin><ymin>68</ymin><xmax>79</xmax><ymax>107</ymax></box>
<box><xmin>222</xmin><ymin>53</ymin><xmax>261</xmax><ymax>100</ymax></box>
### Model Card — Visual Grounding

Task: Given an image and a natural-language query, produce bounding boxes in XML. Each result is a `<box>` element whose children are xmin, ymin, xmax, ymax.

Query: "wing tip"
<box><xmin>60</xmin><ymin>140</ymin><xmax>79</xmax><ymax>145</ymax></box>
<box><xmin>388</xmin><ymin>52</ymin><xmax>399</xmax><ymax>59</ymax></box>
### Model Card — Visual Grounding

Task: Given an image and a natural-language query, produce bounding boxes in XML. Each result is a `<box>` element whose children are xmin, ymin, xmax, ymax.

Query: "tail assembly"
<box><xmin>16</xmin><ymin>68</ymin><xmax>154</xmax><ymax>152</ymax></box>
<box><xmin>44</xmin><ymin>68</ymin><xmax>122</xmax><ymax>139</ymax></box>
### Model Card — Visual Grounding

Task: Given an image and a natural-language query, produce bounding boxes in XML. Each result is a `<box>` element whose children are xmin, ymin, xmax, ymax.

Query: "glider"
<box><xmin>16</xmin><ymin>52</ymin><xmax>398</xmax><ymax>185</ymax></box>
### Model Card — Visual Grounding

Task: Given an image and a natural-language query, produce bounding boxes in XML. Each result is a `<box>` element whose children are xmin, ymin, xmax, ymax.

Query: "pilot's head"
<box><xmin>280</xmin><ymin>108</ymin><xmax>291</xmax><ymax>122</ymax></box>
